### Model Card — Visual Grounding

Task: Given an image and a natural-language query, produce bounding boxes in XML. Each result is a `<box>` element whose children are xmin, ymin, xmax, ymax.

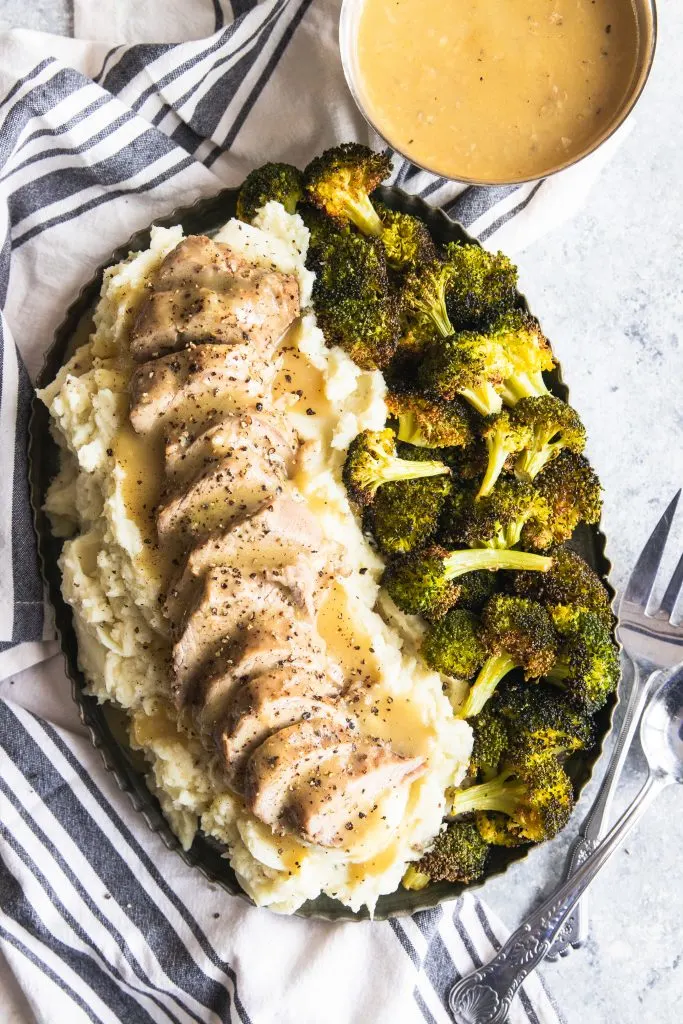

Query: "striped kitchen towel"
<box><xmin>0</xmin><ymin>0</ymin><xmax>617</xmax><ymax>1019</ymax></box>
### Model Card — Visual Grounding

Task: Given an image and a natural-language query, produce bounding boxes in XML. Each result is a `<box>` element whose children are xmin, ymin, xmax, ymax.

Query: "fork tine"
<box><xmin>620</xmin><ymin>490</ymin><xmax>681</xmax><ymax>612</ymax></box>
<box><xmin>659</xmin><ymin>550</ymin><xmax>683</xmax><ymax>618</ymax></box>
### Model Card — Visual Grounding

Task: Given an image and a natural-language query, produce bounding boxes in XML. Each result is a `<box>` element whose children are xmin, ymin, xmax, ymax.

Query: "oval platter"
<box><xmin>28</xmin><ymin>185</ymin><xmax>618</xmax><ymax>921</ymax></box>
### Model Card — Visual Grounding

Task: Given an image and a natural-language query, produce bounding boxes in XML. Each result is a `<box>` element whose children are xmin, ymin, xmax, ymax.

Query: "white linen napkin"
<box><xmin>0</xmin><ymin>0</ymin><xmax>623</xmax><ymax>1018</ymax></box>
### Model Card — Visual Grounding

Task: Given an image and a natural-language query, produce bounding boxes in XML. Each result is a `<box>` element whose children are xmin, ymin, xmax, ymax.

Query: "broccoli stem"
<box><xmin>443</xmin><ymin>549</ymin><xmax>553</xmax><ymax>579</ymax></box>
<box><xmin>458</xmin><ymin>653</ymin><xmax>520</xmax><ymax>718</ymax></box>
<box><xmin>343</xmin><ymin>194</ymin><xmax>382</xmax><ymax>237</ymax></box>
<box><xmin>381</xmin><ymin>457</ymin><xmax>451</xmax><ymax>486</ymax></box>
<box><xmin>402</xmin><ymin>864</ymin><xmax>430</xmax><ymax>890</ymax></box>
<box><xmin>460</xmin><ymin>383</ymin><xmax>503</xmax><ymax>417</ymax></box>
<box><xmin>515</xmin><ymin>442</ymin><xmax>559</xmax><ymax>481</ymax></box>
<box><xmin>500</xmin><ymin>372</ymin><xmax>549</xmax><ymax>406</ymax></box>
<box><xmin>478</xmin><ymin>440</ymin><xmax>511</xmax><ymax>498</ymax></box>
<box><xmin>396</xmin><ymin>412</ymin><xmax>427</xmax><ymax>447</ymax></box>
<box><xmin>449</xmin><ymin>771</ymin><xmax>526</xmax><ymax>817</ymax></box>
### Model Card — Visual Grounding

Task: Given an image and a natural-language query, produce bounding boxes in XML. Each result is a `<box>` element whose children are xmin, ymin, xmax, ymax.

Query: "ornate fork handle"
<box><xmin>448</xmin><ymin>775</ymin><xmax>663</xmax><ymax>1024</ymax></box>
<box><xmin>546</xmin><ymin>663</ymin><xmax>660</xmax><ymax>958</ymax></box>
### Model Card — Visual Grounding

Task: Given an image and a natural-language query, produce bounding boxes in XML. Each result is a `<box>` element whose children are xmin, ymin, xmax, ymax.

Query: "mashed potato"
<box><xmin>39</xmin><ymin>205</ymin><xmax>472</xmax><ymax>914</ymax></box>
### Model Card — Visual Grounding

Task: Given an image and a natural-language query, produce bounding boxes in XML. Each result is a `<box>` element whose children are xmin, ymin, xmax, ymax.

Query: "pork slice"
<box><xmin>281</xmin><ymin>743</ymin><xmax>425</xmax><ymax>848</ymax></box>
<box><xmin>156</xmin><ymin>449</ymin><xmax>287</xmax><ymax>543</ymax></box>
<box><xmin>163</xmin><ymin>494</ymin><xmax>342</xmax><ymax>624</ymax></box>
<box><xmin>130</xmin><ymin>235</ymin><xmax>300</xmax><ymax>361</ymax></box>
<box><xmin>129</xmin><ymin>344</ymin><xmax>273</xmax><ymax>434</ymax></box>
<box><xmin>171</xmin><ymin>568</ymin><xmax>295</xmax><ymax>707</ymax></box>
<box><xmin>243</xmin><ymin>718</ymin><xmax>356</xmax><ymax>827</ymax></box>
<box><xmin>164</xmin><ymin>410</ymin><xmax>298</xmax><ymax>481</ymax></box>
<box><xmin>219</xmin><ymin>661</ymin><xmax>346</xmax><ymax>787</ymax></box>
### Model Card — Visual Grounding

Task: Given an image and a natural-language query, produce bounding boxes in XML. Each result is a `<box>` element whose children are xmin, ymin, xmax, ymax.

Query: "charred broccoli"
<box><xmin>443</xmin><ymin>242</ymin><xmax>518</xmax><ymax>328</ymax></box>
<box><xmin>508</xmin><ymin>546</ymin><xmax>613</xmax><ymax>627</ymax></box>
<box><xmin>311</xmin><ymin>231</ymin><xmax>389</xmax><ymax>303</ymax></box>
<box><xmin>513</xmin><ymin>396</ymin><xmax>586</xmax><ymax>481</ymax></box>
<box><xmin>377</xmin><ymin>204</ymin><xmax>438</xmax><ymax>272</ymax></box>
<box><xmin>450</xmin><ymin>749</ymin><xmax>574</xmax><ymax>843</ymax></box>
<box><xmin>343</xmin><ymin>429</ymin><xmax>450</xmax><ymax>508</ymax></box>
<box><xmin>420</xmin><ymin>609</ymin><xmax>485</xmax><ymax>678</ymax></box>
<box><xmin>401</xmin><ymin>258</ymin><xmax>459</xmax><ymax>343</ymax></box>
<box><xmin>419</xmin><ymin>329</ymin><xmax>511</xmax><ymax>416</ymax></box>
<box><xmin>497</xmin><ymin>679</ymin><xmax>595</xmax><ymax>757</ymax></box>
<box><xmin>402</xmin><ymin>820</ymin><xmax>490</xmax><ymax>888</ymax></box>
<box><xmin>457</xmin><ymin>595</ymin><xmax>557</xmax><ymax>718</ymax></box>
<box><xmin>318</xmin><ymin>296</ymin><xmax>401</xmax><ymax>369</ymax></box>
<box><xmin>459</xmin><ymin>479</ymin><xmax>551</xmax><ymax>552</ymax></box>
<box><xmin>236</xmin><ymin>161</ymin><xmax>304</xmax><ymax>222</ymax></box>
<box><xmin>304</xmin><ymin>142</ymin><xmax>390</xmax><ymax>236</ymax></box>
<box><xmin>387</xmin><ymin>390</ymin><xmax>474</xmax><ymax>449</ymax></box>
<box><xmin>469</xmin><ymin>705</ymin><xmax>510</xmax><ymax>780</ymax></box>
<box><xmin>382</xmin><ymin>544</ymin><xmax>553</xmax><ymax>620</ymax></box>
<box><xmin>478</xmin><ymin>409</ymin><xmax>533</xmax><ymax>498</ymax></box>
<box><xmin>368</xmin><ymin>474</ymin><xmax>452</xmax><ymax>554</ymax></box>
<box><xmin>546</xmin><ymin>606</ymin><xmax>620</xmax><ymax>714</ymax></box>
<box><xmin>475</xmin><ymin>811</ymin><xmax>529</xmax><ymax>847</ymax></box>
<box><xmin>455</xmin><ymin>570</ymin><xmax>499</xmax><ymax>612</ymax></box>
<box><xmin>528</xmin><ymin>452</ymin><xmax>602</xmax><ymax>548</ymax></box>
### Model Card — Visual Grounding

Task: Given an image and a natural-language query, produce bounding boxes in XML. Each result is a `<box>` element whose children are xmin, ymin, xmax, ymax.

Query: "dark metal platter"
<box><xmin>29</xmin><ymin>185</ymin><xmax>617</xmax><ymax>921</ymax></box>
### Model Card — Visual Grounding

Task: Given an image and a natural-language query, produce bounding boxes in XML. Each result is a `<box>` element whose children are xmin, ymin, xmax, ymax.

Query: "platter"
<box><xmin>29</xmin><ymin>185</ymin><xmax>617</xmax><ymax>921</ymax></box>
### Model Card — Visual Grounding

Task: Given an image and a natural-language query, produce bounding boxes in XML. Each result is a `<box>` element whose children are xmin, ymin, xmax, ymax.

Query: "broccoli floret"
<box><xmin>478</xmin><ymin>409</ymin><xmax>533</xmax><ymax>498</ymax></box>
<box><xmin>508</xmin><ymin>546</ymin><xmax>613</xmax><ymax>627</ymax></box>
<box><xmin>475</xmin><ymin>811</ymin><xmax>529</xmax><ymax>847</ymax></box>
<box><xmin>457</xmin><ymin>595</ymin><xmax>557</xmax><ymax>718</ymax></box>
<box><xmin>450</xmin><ymin>750</ymin><xmax>574</xmax><ymax>843</ymax></box>
<box><xmin>421</xmin><ymin>609</ymin><xmax>486</xmax><ymax>678</ymax></box>
<box><xmin>304</xmin><ymin>143</ymin><xmax>391</xmax><ymax>236</ymax></box>
<box><xmin>387</xmin><ymin>390</ymin><xmax>474</xmax><ymax>449</ymax></box>
<box><xmin>469</xmin><ymin>705</ymin><xmax>510</xmax><ymax>779</ymax></box>
<box><xmin>456</xmin><ymin>570</ymin><xmax>498</xmax><ymax>612</ymax></box>
<box><xmin>402</xmin><ymin>258</ymin><xmax>460</xmax><ymax>343</ymax></box>
<box><xmin>493</xmin><ymin>311</ymin><xmax>555</xmax><ymax>405</ymax></box>
<box><xmin>528</xmin><ymin>452</ymin><xmax>602</xmax><ymax>548</ymax></box>
<box><xmin>513</xmin><ymin>396</ymin><xmax>586</xmax><ymax>481</ymax></box>
<box><xmin>463</xmin><ymin>478</ymin><xmax>551</xmax><ymax>551</ymax></box>
<box><xmin>443</xmin><ymin>242</ymin><xmax>518</xmax><ymax>328</ymax></box>
<box><xmin>236</xmin><ymin>162</ymin><xmax>304</xmax><ymax>222</ymax></box>
<box><xmin>367</xmin><ymin>474</ymin><xmax>452</xmax><ymax>554</ymax></box>
<box><xmin>311</xmin><ymin>232</ymin><xmax>389</xmax><ymax>303</ymax></box>
<box><xmin>419</xmin><ymin>330</ymin><xmax>512</xmax><ymax>416</ymax></box>
<box><xmin>497</xmin><ymin>679</ymin><xmax>595</xmax><ymax>757</ymax></box>
<box><xmin>403</xmin><ymin>820</ymin><xmax>490</xmax><ymax>888</ymax></box>
<box><xmin>343</xmin><ymin>429</ymin><xmax>450</xmax><ymax>508</ymax></box>
<box><xmin>316</xmin><ymin>296</ymin><xmax>400</xmax><ymax>370</ymax></box>
<box><xmin>377</xmin><ymin>204</ymin><xmax>438</xmax><ymax>272</ymax></box>
<box><xmin>546</xmin><ymin>606</ymin><xmax>620</xmax><ymax>714</ymax></box>
<box><xmin>382</xmin><ymin>544</ymin><xmax>553</xmax><ymax>620</ymax></box>
<box><xmin>444</xmin><ymin>441</ymin><xmax>489</xmax><ymax>485</ymax></box>
<box><xmin>299</xmin><ymin>202</ymin><xmax>346</xmax><ymax>261</ymax></box>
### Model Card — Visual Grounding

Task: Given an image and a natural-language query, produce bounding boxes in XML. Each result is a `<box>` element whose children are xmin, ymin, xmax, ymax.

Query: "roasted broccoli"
<box><xmin>343</xmin><ymin>429</ymin><xmax>450</xmax><ymax>508</ymax></box>
<box><xmin>546</xmin><ymin>605</ymin><xmax>620</xmax><ymax>714</ymax></box>
<box><xmin>461</xmin><ymin>478</ymin><xmax>552</xmax><ymax>551</ymax></box>
<box><xmin>508</xmin><ymin>546</ymin><xmax>613</xmax><ymax>627</ymax></box>
<box><xmin>304</xmin><ymin>142</ymin><xmax>390</xmax><ymax>236</ymax></box>
<box><xmin>236</xmin><ymin>161</ymin><xmax>304</xmax><ymax>222</ymax></box>
<box><xmin>457</xmin><ymin>595</ymin><xmax>557</xmax><ymax>718</ymax></box>
<box><xmin>455</xmin><ymin>570</ymin><xmax>499</xmax><ymax>612</ymax></box>
<box><xmin>368</xmin><ymin>474</ymin><xmax>452</xmax><ymax>554</ymax></box>
<box><xmin>402</xmin><ymin>820</ymin><xmax>490</xmax><ymax>888</ymax></box>
<box><xmin>382</xmin><ymin>544</ymin><xmax>553</xmax><ymax>620</ymax></box>
<box><xmin>421</xmin><ymin>609</ymin><xmax>485</xmax><ymax>678</ymax></box>
<box><xmin>478</xmin><ymin>409</ymin><xmax>533</xmax><ymax>498</ymax></box>
<box><xmin>475</xmin><ymin>811</ymin><xmax>529</xmax><ymax>847</ymax></box>
<box><xmin>401</xmin><ymin>258</ymin><xmax>460</xmax><ymax>345</ymax></box>
<box><xmin>450</xmin><ymin>750</ymin><xmax>574</xmax><ymax>843</ymax></box>
<box><xmin>469</xmin><ymin>705</ymin><xmax>510</xmax><ymax>779</ymax></box>
<box><xmin>495</xmin><ymin>311</ymin><xmax>555</xmax><ymax>405</ymax></box>
<box><xmin>377</xmin><ymin>204</ymin><xmax>438</xmax><ymax>272</ymax></box>
<box><xmin>497</xmin><ymin>679</ymin><xmax>595</xmax><ymax>757</ymax></box>
<box><xmin>387</xmin><ymin>390</ymin><xmax>474</xmax><ymax>449</ymax></box>
<box><xmin>419</xmin><ymin>329</ymin><xmax>512</xmax><ymax>415</ymax></box>
<box><xmin>299</xmin><ymin>202</ymin><xmax>346</xmax><ymax>260</ymax></box>
<box><xmin>443</xmin><ymin>242</ymin><xmax>518</xmax><ymax>328</ymax></box>
<box><xmin>513</xmin><ymin>396</ymin><xmax>586</xmax><ymax>481</ymax></box>
<box><xmin>527</xmin><ymin>452</ymin><xmax>602</xmax><ymax>548</ymax></box>
<box><xmin>311</xmin><ymin>231</ymin><xmax>389</xmax><ymax>303</ymax></box>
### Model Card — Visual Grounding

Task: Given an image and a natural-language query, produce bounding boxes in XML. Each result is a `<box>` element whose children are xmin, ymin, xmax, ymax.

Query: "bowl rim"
<box><xmin>339</xmin><ymin>0</ymin><xmax>659</xmax><ymax>187</ymax></box>
<box><xmin>28</xmin><ymin>184</ymin><xmax>620</xmax><ymax>921</ymax></box>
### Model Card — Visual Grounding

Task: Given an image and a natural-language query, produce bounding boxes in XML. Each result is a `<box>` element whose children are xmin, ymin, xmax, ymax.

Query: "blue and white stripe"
<box><xmin>0</xmin><ymin>2</ymin><xmax>566</xmax><ymax>1020</ymax></box>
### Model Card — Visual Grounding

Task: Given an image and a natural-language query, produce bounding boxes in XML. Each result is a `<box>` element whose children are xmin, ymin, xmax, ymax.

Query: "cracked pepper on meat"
<box><xmin>38</xmin><ymin>203</ymin><xmax>472</xmax><ymax>914</ymax></box>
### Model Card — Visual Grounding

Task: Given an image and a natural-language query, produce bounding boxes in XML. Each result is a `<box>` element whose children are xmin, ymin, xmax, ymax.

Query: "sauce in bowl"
<box><xmin>352</xmin><ymin>0</ymin><xmax>644</xmax><ymax>183</ymax></box>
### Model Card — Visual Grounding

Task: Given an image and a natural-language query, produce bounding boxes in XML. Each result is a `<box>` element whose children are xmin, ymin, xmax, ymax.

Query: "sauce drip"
<box><xmin>356</xmin><ymin>0</ymin><xmax>640</xmax><ymax>182</ymax></box>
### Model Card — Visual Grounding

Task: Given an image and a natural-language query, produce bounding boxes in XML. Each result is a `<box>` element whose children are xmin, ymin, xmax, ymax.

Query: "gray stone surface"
<box><xmin>0</xmin><ymin>2</ymin><xmax>681</xmax><ymax>1022</ymax></box>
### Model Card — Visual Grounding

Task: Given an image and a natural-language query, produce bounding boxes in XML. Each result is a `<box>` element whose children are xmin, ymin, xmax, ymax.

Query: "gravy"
<box><xmin>356</xmin><ymin>0</ymin><xmax>640</xmax><ymax>182</ymax></box>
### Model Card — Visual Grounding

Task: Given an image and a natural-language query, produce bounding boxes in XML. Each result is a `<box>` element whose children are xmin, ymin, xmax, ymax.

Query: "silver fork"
<box><xmin>448</xmin><ymin>491</ymin><xmax>683</xmax><ymax>1023</ymax></box>
<box><xmin>547</xmin><ymin>489</ymin><xmax>683</xmax><ymax>958</ymax></box>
